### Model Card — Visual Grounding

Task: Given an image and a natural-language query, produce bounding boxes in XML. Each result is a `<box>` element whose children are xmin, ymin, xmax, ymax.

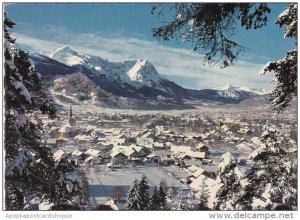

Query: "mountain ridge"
<box><xmin>29</xmin><ymin>47</ymin><xmax>262</xmax><ymax>109</ymax></box>
<box><xmin>215</xmin><ymin>84</ymin><xmax>269</xmax><ymax>95</ymax></box>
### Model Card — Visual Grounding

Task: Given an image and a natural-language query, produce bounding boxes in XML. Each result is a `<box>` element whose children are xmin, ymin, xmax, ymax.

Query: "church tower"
<box><xmin>68</xmin><ymin>105</ymin><xmax>76</xmax><ymax>126</ymax></box>
<box><xmin>69</xmin><ymin>105</ymin><xmax>73</xmax><ymax>118</ymax></box>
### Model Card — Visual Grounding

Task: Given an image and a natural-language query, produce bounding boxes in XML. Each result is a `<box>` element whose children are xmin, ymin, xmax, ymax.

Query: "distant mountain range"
<box><xmin>215</xmin><ymin>84</ymin><xmax>269</xmax><ymax>95</ymax></box>
<box><xmin>29</xmin><ymin>46</ymin><xmax>268</xmax><ymax>109</ymax></box>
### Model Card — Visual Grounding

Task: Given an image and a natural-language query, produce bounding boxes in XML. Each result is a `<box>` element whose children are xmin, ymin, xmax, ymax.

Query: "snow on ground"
<box><xmin>84</xmin><ymin>165</ymin><xmax>189</xmax><ymax>207</ymax></box>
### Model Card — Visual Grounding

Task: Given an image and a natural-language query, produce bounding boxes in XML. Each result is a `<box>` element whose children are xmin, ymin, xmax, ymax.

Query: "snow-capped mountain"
<box><xmin>216</xmin><ymin>84</ymin><xmax>240</xmax><ymax>91</ymax></box>
<box><xmin>216</xmin><ymin>84</ymin><xmax>269</xmax><ymax>95</ymax></box>
<box><xmin>29</xmin><ymin>47</ymin><xmax>262</xmax><ymax>108</ymax></box>
<box><xmin>49</xmin><ymin>46</ymin><xmax>84</xmax><ymax>66</ymax></box>
<box><xmin>125</xmin><ymin>59</ymin><xmax>163</xmax><ymax>89</ymax></box>
<box><xmin>48</xmin><ymin>46</ymin><xmax>167</xmax><ymax>92</ymax></box>
<box><xmin>238</xmin><ymin>87</ymin><xmax>269</xmax><ymax>95</ymax></box>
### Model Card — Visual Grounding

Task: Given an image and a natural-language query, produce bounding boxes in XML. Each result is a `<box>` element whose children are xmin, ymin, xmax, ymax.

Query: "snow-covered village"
<box><xmin>3</xmin><ymin>2</ymin><xmax>298</xmax><ymax>213</ymax></box>
<box><xmin>33</xmin><ymin>99</ymin><xmax>296</xmax><ymax>210</ymax></box>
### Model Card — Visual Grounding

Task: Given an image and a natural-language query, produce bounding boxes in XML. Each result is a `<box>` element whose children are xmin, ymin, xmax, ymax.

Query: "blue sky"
<box><xmin>5</xmin><ymin>3</ymin><xmax>295</xmax><ymax>90</ymax></box>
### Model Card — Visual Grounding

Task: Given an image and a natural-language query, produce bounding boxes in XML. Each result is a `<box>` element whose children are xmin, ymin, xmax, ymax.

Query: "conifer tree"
<box><xmin>197</xmin><ymin>180</ymin><xmax>210</xmax><ymax>210</ymax></box>
<box><xmin>171</xmin><ymin>189</ymin><xmax>186</xmax><ymax>210</ymax></box>
<box><xmin>152</xmin><ymin>3</ymin><xmax>297</xmax><ymax>111</ymax></box>
<box><xmin>259</xmin><ymin>3</ymin><xmax>297</xmax><ymax>112</ymax></box>
<box><xmin>152</xmin><ymin>3</ymin><xmax>271</xmax><ymax>68</ymax></box>
<box><xmin>4</xmin><ymin>13</ymin><xmax>82</xmax><ymax>210</ymax></box>
<box><xmin>214</xmin><ymin>127</ymin><xmax>297</xmax><ymax>211</ymax></box>
<box><xmin>139</xmin><ymin>175</ymin><xmax>150</xmax><ymax>210</ymax></box>
<box><xmin>150</xmin><ymin>186</ymin><xmax>160</xmax><ymax>210</ymax></box>
<box><xmin>157</xmin><ymin>182</ymin><xmax>167</xmax><ymax>209</ymax></box>
<box><xmin>243</xmin><ymin>126</ymin><xmax>297</xmax><ymax>210</ymax></box>
<box><xmin>214</xmin><ymin>152</ymin><xmax>243</xmax><ymax>210</ymax></box>
<box><xmin>126</xmin><ymin>179</ymin><xmax>142</xmax><ymax>210</ymax></box>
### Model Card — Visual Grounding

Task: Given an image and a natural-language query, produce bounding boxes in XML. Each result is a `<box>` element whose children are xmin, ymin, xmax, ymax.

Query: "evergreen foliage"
<box><xmin>150</xmin><ymin>186</ymin><xmax>160</xmax><ymax>210</ymax></box>
<box><xmin>126</xmin><ymin>179</ymin><xmax>142</xmax><ymax>210</ymax></box>
<box><xmin>152</xmin><ymin>3</ymin><xmax>297</xmax><ymax>111</ymax></box>
<box><xmin>171</xmin><ymin>189</ymin><xmax>186</xmax><ymax>210</ymax></box>
<box><xmin>260</xmin><ymin>3</ymin><xmax>297</xmax><ymax>112</ymax></box>
<box><xmin>152</xmin><ymin>3</ymin><xmax>271</xmax><ymax>68</ymax></box>
<box><xmin>4</xmin><ymin>14</ymin><xmax>82</xmax><ymax>210</ymax></box>
<box><xmin>139</xmin><ymin>175</ymin><xmax>150</xmax><ymax>210</ymax></box>
<box><xmin>197</xmin><ymin>180</ymin><xmax>210</xmax><ymax>210</ymax></box>
<box><xmin>214</xmin><ymin>152</ymin><xmax>243</xmax><ymax>210</ymax></box>
<box><xmin>245</xmin><ymin>126</ymin><xmax>297</xmax><ymax>210</ymax></box>
<box><xmin>127</xmin><ymin>177</ymin><xmax>167</xmax><ymax>210</ymax></box>
<box><xmin>214</xmin><ymin>126</ymin><xmax>297</xmax><ymax>210</ymax></box>
<box><xmin>157</xmin><ymin>182</ymin><xmax>167</xmax><ymax>209</ymax></box>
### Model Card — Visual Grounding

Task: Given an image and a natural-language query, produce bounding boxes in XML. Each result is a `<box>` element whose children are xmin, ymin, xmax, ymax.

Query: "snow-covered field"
<box><xmin>83</xmin><ymin>165</ymin><xmax>189</xmax><ymax>207</ymax></box>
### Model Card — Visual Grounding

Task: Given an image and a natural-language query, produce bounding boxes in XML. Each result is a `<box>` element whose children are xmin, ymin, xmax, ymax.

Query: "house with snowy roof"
<box><xmin>132</xmin><ymin>145</ymin><xmax>148</xmax><ymax>157</ymax></box>
<box><xmin>180</xmin><ymin>158</ymin><xmax>203</xmax><ymax>168</ymax></box>
<box><xmin>185</xmin><ymin>164</ymin><xmax>218</xmax><ymax>182</ymax></box>
<box><xmin>159</xmin><ymin>156</ymin><xmax>174</xmax><ymax>166</ymax></box>
<box><xmin>147</xmin><ymin>150</ymin><xmax>172</xmax><ymax>164</ymax></box>
<box><xmin>136</xmin><ymin>137</ymin><xmax>154</xmax><ymax>148</ymax></box>
<box><xmin>110</xmin><ymin>146</ymin><xmax>140</xmax><ymax>165</ymax></box>
<box><xmin>186</xmin><ymin>164</ymin><xmax>201</xmax><ymax>174</ymax></box>
<box><xmin>84</xmin><ymin>149</ymin><xmax>101</xmax><ymax>157</ymax></box>
<box><xmin>74</xmin><ymin>134</ymin><xmax>95</xmax><ymax>144</ymax></box>
<box><xmin>110</xmin><ymin>150</ymin><xmax>127</xmax><ymax>165</ymax></box>
<box><xmin>170</xmin><ymin>145</ymin><xmax>192</xmax><ymax>154</ymax></box>
<box><xmin>237</xmin><ymin>127</ymin><xmax>252</xmax><ymax>135</ymax></box>
<box><xmin>186</xmin><ymin>165</ymin><xmax>208</xmax><ymax>179</ymax></box>
<box><xmin>53</xmin><ymin>149</ymin><xmax>69</xmax><ymax>162</ymax></box>
<box><xmin>153</xmin><ymin>142</ymin><xmax>165</xmax><ymax>150</ymax></box>
<box><xmin>138</xmin><ymin>130</ymin><xmax>154</xmax><ymax>139</ymax></box>
<box><xmin>155</xmin><ymin>133</ymin><xmax>167</xmax><ymax>142</ymax></box>
<box><xmin>72</xmin><ymin>149</ymin><xmax>83</xmax><ymax>157</ymax></box>
<box><xmin>171</xmin><ymin>152</ymin><xmax>191</xmax><ymax>165</ymax></box>
<box><xmin>196</xmin><ymin>143</ymin><xmax>209</xmax><ymax>152</ymax></box>
<box><xmin>49</xmin><ymin>126</ymin><xmax>60</xmax><ymax>138</ymax></box>
<box><xmin>71</xmin><ymin>150</ymin><xmax>84</xmax><ymax>165</ymax></box>
<box><xmin>58</xmin><ymin>123</ymin><xmax>77</xmax><ymax>138</ymax></box>
<box><xmin>122</xmin><ymin>148</ymin><xmax>139</xmax><ymax>161</ymax></box>
<box><xmin>187</xmin><ymin>151</ymin><xmax>206</xmax><ymax>160</ymax></box>
<box><xmin>83</xmin><ymin>149</ymin><xmax>102</xmax><ymax>164</ymax></box>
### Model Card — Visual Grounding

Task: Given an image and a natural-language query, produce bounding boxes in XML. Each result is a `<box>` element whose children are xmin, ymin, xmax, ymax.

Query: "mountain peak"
<box><xmin>127</xmin><ymin>59</ymin><xmax>160</xmax><ymax>84</ymax></box>
<box><xmin>215</xmin><ymin>84</ymin><xmax>268</xmax><ymax>95</ymax></box>
<box><xmin>238</xmin><ymin>86</ymin><xmax>269</xmax><ymax>95</ymax></box>
<box><xmin>49</xmin><ymin>46</ymin><xmax>83</xmax><ymax>66</ymax></box>
<box><xmin>216</xmin><ymin>84</ymin><xmax>237</xmax><ymax>91</ymax></box>
<box><xmin>50</xmin><ymin>46</ymin><xmax>78</xmax><ymax>56</ymax></box>
<box><xmin>136</xmin><ymin>59</ymin><xmax>149</xmax><ymax>66</ymax></box>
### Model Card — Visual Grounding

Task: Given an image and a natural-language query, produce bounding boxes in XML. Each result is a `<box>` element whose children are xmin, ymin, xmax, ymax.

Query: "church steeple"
<box><xmin>69</xmin><ymin>105</ymin><xmax>73</xmax><ymax>118</ymax></box>
<box><xmin>68</xmin><ymin>105</ymin><xmax>75</xmax><ymax>126</ymax></box>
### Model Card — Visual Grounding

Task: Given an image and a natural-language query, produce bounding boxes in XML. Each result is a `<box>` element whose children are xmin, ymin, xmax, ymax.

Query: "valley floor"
<box><xmin>43</xmin><ymin>93</ymin><xmax>297</xmax><ymax>210</ymax></box>
<box><xmin>83</xmin><ymin>164</ymin><xmax>188</xmax><ymax>209</ymax></box>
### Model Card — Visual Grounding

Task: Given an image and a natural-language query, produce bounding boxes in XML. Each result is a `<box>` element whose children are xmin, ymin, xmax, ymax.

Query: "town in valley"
<box><xmin>38</xmin><ymin>97</ymin><xmax>297</xmax><ymax>210</ymax></box>
<box><xmin>4</xmin><ymin>2</ymin><xmax>297</xmax><ymax>212</ymax></box>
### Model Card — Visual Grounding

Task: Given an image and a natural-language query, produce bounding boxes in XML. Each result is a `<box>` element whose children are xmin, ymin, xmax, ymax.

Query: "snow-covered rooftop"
<box><xmin>59</xmin><ymin>123</ymin><xmax>77</xmax><ymax>133</ymax></box>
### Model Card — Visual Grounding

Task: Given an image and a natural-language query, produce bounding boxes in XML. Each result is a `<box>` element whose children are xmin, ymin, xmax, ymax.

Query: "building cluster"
<box><xmin>37</xmin><ymin>105</ymin><xmax>297</xmax><ymax>206</ymax></box>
